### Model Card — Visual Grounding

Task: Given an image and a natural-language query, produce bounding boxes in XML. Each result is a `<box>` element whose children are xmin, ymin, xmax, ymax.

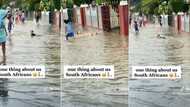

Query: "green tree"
<box><xmin>0</xmin><ymin>0</ymin><xmax>4</xmax><ymax>8</ymax></box>
<box><xmin>22</xmin><ymin>0</ymin><xmax>41</xmax><ymax>11</ymax></box>
<box><xmin>53</xmin><ymin>0</ymin><xmax>61</xmax><ymax>10</ymax></box>
<box><xmin>137</xmin><ymin>0</ymin><xmax>189</xmax><ymax>14</ymax></box>
<box><xmin>96</xmin><ymin>0</ymin><xmax>103</xmax><ymax>5</ymax></box>
<box><xmin>168</xmin><ymin>0</ymin><xmax>188</xmax><ymax>13</ymax></box>
<box><xmin>39</xmin><ymin>0</ymin><xmax>61</xmax><ymax>11</ymax></box>
<box><xmin>140</xmin><ymin>0</ymin><xmax>160</xmax><ymax>15</ymax></box>
<box><xmin>73</xmin><ymin>0</ymin><xmax>86</xmax><ymax>6</ymax></box>
<box><xmin>158</xmin><ymin>1</ymin><xmax>170</xmax><ymax>14</ymax></box>
<box><xmin>65</xmin><ymin>0</ymin><xmax>73</xmax><ymax>8</ymax></box>
<box><xmin>40</xmin><ymin>0</ymin><xmax>50</xmax><ymax>10</ymax></box>
<box><xmin>0</xmin><ymin>0</ymin><xmax>16</xmax><ymax>8</ymax></box>
<box><xmin>72</xmin><ymin>0</ymin><xmax>121</xmax><ymax>7</ymax></box>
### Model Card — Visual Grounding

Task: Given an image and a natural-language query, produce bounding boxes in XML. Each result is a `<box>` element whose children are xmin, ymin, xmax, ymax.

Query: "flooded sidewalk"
<box><xmin>129</xmin><ymin>24</ymin><xmax>190</xmax><ymax>107</ymax></box>
<box><xmin>0</xmin><ymin>21</ymin><xmax>60</xmax><ymax>107</ymax></box>
<box><xmin>61</xmin><ymin>27</ymin><xmax>128</xmax><ymax>107</ymax></box>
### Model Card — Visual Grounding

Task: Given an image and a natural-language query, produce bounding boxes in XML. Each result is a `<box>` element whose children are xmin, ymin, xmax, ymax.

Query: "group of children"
<box><xmin>0</xmin><ymin>8</ymin><xmax>26</xmax><ymax>63</ymax></box>
<box><xmin>15</xmin><ymin>10</ymin><xmax>25</xmax><ymax>24</ymax></box>
<box><xmin>130</xmin><ymin>15</ymin><xmax>148</xmax><ymax>34</ymax></box>
<box><xmin>6</xmin><ymin>9</ymin><xmax>26</xmax><ymax>35</ymax></box>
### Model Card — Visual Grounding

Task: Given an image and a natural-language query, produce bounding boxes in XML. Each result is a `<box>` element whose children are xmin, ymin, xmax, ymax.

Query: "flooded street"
<box><xmin>0</xmin><ymin>20</ymin><xmax>60</xmax><ymax>107</ymax></box>
<box><xmin>61</xmin><ymin>27</ymin><xmax>128</xmax><ymax>107</ymax></box>
<box><xmin>129</xmin><ymin>24</ymin><xmax>190</xmax><ymax>107</ymax></box>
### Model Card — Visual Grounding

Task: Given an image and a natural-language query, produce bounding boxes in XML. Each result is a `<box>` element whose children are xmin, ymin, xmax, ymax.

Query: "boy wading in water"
<box><xmin>0</xmin><ymin>9</ymin><xmax>8</xmax><ymax>63</ymax></box>
<box><xmin>7</xmin><ymin>11</ymin><xmax>13</xmax><ymax>34</ymax></box>
<box><xmin>64</xmin><ymin>19</ymin><xmax>74</xmax><ymax>40</ymax></box>
<box><xmin>35</xmin><ymin>10</ymin><xmax>41</xmax><ymax>25</ymax></box>
<box><xmin>134</xmin><ymin>20</ymin><xmax>139</xmax><ymax>34</ymax></box>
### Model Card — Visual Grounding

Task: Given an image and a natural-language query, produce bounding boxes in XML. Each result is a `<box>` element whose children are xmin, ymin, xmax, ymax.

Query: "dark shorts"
<box><xmin>135</xmin><ymin>26</ymin><xmax>139</xmax><ymax>31</ymax></box>
<box><xmin>66</xmin><ymin>32</ymin><xmax>74</xmax><ymax>37</ymax></box>
<box><xmin>8</xmin><ymin>22</ymin><xmax>12</xmax><ymax>31</ymax></box>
